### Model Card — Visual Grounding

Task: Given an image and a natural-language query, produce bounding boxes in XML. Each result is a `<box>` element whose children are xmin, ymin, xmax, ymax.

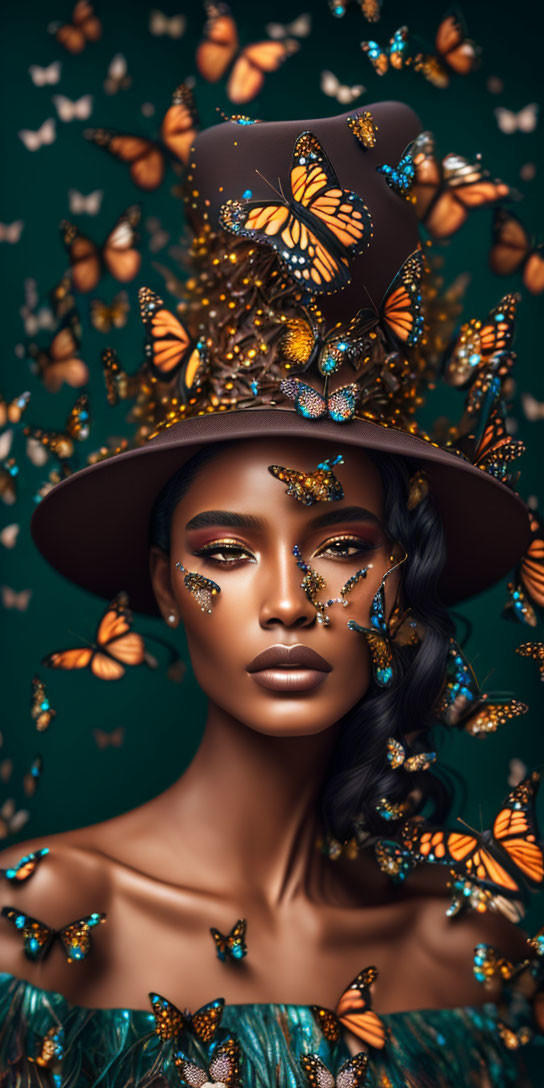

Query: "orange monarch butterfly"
<box><xmin>443</xmin><ymin>292</ymin><xmax>520</xmax><ymax>388</ymax></box>
<box><xmin>219</xmin><ymin>130</ymin><xmax>373</xmax><ymax>295</ymax></box>
<box><xmin>311</xmin><ymin>966</ymin><xmax>387</xmax><ymax>1049</ymax></box>
<box><xmin>138</xmin><ymin>287</ymin><xmax>209</xmax><ymax>394</ymax></box>
<box><xmin>85</xmin><ymin>82</ymin><xmax>199</xmax><ymax>192</ymax></box>
<box><xmin>1</xmin><ymin>906</ymin><xmax>106</xmax><ymax>962</ymax></box>
<box><xmin>489</xmin><ymin>208</ymin><xmax>544</xmax><ymax>296</ymax></box>
<box><xmin>504</xmin><ymin>511</ymin><xmax>544</xmax><ymax>625</ymax></box>
<box><xmin>411</xmin><ymin>10</ymin><xmax>481</xmax><ymax>88</ymax></box>
<box><xmin>54</xmin><ymin>0</ymin><xmax>101</xmax><ymax>53</ymax></box>
<box><xmin>27</xmin><ymin>311</ymin><xmax>89</xmax><ymax>393</ymax></box>
<box><xmin>41</xmin><ymin>591</ymin><xmax>147</xmax><ymax>681</ymax></box>
<box><xmin>60</xmin><ymin>206</ymin><xmax>141</xmax><ymax>294</ymax></box>
<box><xmin>410</xmin><ymin>131</ymin><xmax>510</xmax><ymax>240</ymax></box>
<box><xmin>400</xmin><ymin>772</ymin><xmax>544</xmax><ymax>902</ymax></box>
<box><xmin>148</xmin><ymin>992</ymin><xmax>224</xmax><ymax>1043</ymax></box>
<box><xmin>196</xmin><ymin>1</ymin><xmax>299</xmax><ymax>104</ymax></box>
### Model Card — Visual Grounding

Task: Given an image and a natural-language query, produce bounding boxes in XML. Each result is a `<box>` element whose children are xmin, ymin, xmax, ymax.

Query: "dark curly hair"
<box><xmin>149</xmin><ymin>441</ymin><xmax>455</xmax><ymax>842</ymax></box>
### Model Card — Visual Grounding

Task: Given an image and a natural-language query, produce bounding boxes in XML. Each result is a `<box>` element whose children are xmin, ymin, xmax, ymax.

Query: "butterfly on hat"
<box><xmin>219</xmin><ymin>129</ymin><xmax>374</xmax><ymax>296</ymax></box>
<box><xmin>138</xmin><ymin>287</ymin><xmax>210</xmax><ymax>398</ymax></box>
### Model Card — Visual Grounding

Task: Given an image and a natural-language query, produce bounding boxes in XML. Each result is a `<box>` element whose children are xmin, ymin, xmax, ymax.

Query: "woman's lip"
<box><xmin>249</xmin><ymin>668</ymin><xmax>329</xmax><ymax>692</ymax></box>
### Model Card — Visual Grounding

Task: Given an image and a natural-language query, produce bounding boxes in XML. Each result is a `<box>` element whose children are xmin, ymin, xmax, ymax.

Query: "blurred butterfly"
<box><xmin>508</xmin><ymin>757</ymin><xmax>529</xmax><ymax>788</ymax></box>
<box><xmin>374</xmin><ymin>838</ymin><xmax>418</xmax><ymax>884</ymax></box>
<box><xmin>0</xmin><ymin>799</ymin><xmax>29</xmax><ymax>838</ymax></box>
<box><xmin>42</xmin><ymin>591</ymin><xmax>147</xmax><ymax>681</ymax></box>
<box><xmin>1</xmin><ymin>585</ymin><xmax>31</xmax><ymax>611</ymax></box>
<box><xmin>495</xmin><ymin>103</ymin><xmax>539</xmax><ymax>135</ymax></box>
<box><xmin>31</xmin><ymin>675</ymin><xmax>56</xmax><ymax>732</ymax></box>
<box><xmin>301</xmin><ymin>1052</ymin><xmax>369</xmax><ymax>1088</ymax></box>
<box><xmin>28</xmin><ymin>1024</ymin><xmax>65</xmax><ymax>1071</ymax></box>
<box><xmin>22</xmin><ymin>306</ymin><xmax>56</xmax><ymax>337</ymax></box>
<box><xmin>401</xmin><ymin>771</ymin><xmax>544</xmax><ymax>903</ymax></box>
<box><xmin>330</xmin><ymin>0</ymin><xmax>382</xmax><ymax>19</ymax></box>
<box><xmin>149</xmin><ymin>9</ymin><xmax>186</xmax><ymax>37</ymax></box>
<box><xmin>93</xmin><ymin>726</ymin><xmax>125</xmax><ymax>748</ymax></box>
<box><xmin>174</xmin><ymin>1037</ymin><xmax>241</xmax><ymax>1088</ymax></box>
<box><xmin>0</xmin><ymin>524</ymin><xmax>19</xmax><ymax>549</ymax></box>
<box><xmin>443</xmin><ymin>292</ymin><xmax>519</xmax><ymax>387</ymax></box>
<box><xmin>472</xmin><ymin>942</ymin><xmax>521</xmax><ymax>987</ymax></box>
<box><xmin>266</xmin><ymin>13</ymin><xmax>312</xmax><ymax>38</ymax></box>
<box><xmin>386</xmin><ymin>738</ymin><xmax>436</xmax><ymax>772</ymax></box>
<box><xmin>1</xmin><ymin>906</ymin><xmax>106</xmax><ymax>962</ymax></box>
<box><xmin>85</xmin><ymin>82</ymin><xmax>199</xmax><ymax>189</ymax></box>
<box><xmin>0</xmin><ymin>847</ymin><xmax>49</xmax><ymax>883</ymax></box>
<box><xmin>23</xmin><ymin>754</ymin><xmax>43</xmax><ymax>797</ymax></box>
<box><xmin>0</xmin><ymin>391</ymin><xmax>30</xmax><ymax>429</ymax></box>
<box><xmin>50</xmin><ymin>273</ymin><xmax>77</xmax><ymax>320</ymax></box>
<box><xmin>28</xmin><ymin>311</ymin><xmax>88</xmax><ymax>392</ymax></box>
<box><xmin>311</xmin><ymin>966</ymin><xmax>387</xmax><ymax>1048</ymax></box>
<box><xmin>0</xmin><ymin>759</ymin><xmax>13</xmax><ymax>784</ymax></box>
<box><xmin>209</xmin><ymin>917</ymin><xmax>247</xmax><ymax>961</ymax></box>
<box><xmin>411</xmin><ymin>11</ymin><xmax>481</xmax><ymax>88</ymax></box>
<box><xmin>104</xmin><ymin>53</ymin><xmax>131</xmax><ymax>95</ymax></box>
<box><xmin>53</xmin><ymin>94</ymin><xmax>93</xmax><ymax>122</ymax></box>
<box><xmin>320</xmin><ymin>70</ymin><xmax>365</xmax><ymax>104</ymax></box>
<box><xmin>196</xmin><ymin>1</ymin><xmax>299</xmax><ymax>105</ymax></box>
<box><xmin>18</xmin><ymin>118</ymin><xmax>56</xmax><ymax>151</ymax></box>
<box><xmin>90</xmin><ymin>292</ymin><xmax>129</xmax><ymax>333</ymax></box>
<box><xmin>60</xmin><ymin>205</ymin><xmax>141</xmax><ymax>292</ymax></box>
<box><xmin>26</xmin><ymin>435</ymin><xmax>49</xmax><ymax>467</ymax></box>
<box><xmin>522</xmin><ymin>393</ymin><xmax>544</xmax><ymax>421</ymax></box>
<box><xmin>0</xmin><ymin>431</ymin><xmax>14</xmax><ymax>462</ymax></box>
<box><xmin>53</xmin><ymin>1</ymin><xmax>102</xmax><ymax>52</ymax></box>
<box><xmin>145</xmin><ymin>216</ymin><xmax>170</xmax><ymax>253</ymax></box>
<box><xmin>489</xmin><ymin>209</ymin><xmax>544</xmax><ymax>296</ymax></box>
<box><xmin>220</xmin><ymin>130</ymin><xmax>373</xmax><ymax>295</ymax></box>
<box><xmin>377</xmin><ymin>149</ymin><xmax>415</xmax><ymax>198</ymax></box>
<box><xmin>435</xmin><ymin>638</ymin><xmax>528</xmax><ymax>735</ymax></box>
<box><xmin>504</xmin><ymin>511</ymin><xmax>544</xmax><ymax>624</ymax></box>
<box><xmin>516</xmin><ymin>642</ymin><xmax>544</xmax><ymax>681</ymax></box>
<box><xmin>361</xmin><ymin>25</ymin><xmax>413</xmax><ymax>76</ymax></box>
<box><xmin>280</xmin><ymin>377</ymin><xmax>360</xmax><ymax>422</ymax></box>
<box><xmin>0</xmin><ymin>460</ymin><xmax>19</xmax><ymax>506</ymax></box>
<box><xmin>148</xmin><ymin>991</ymin><xmax>224</xmax><ymax>1043</ymax></box>
<box><xmin>139</xmin><ymin>287</ymin><xmax>210</xmax><ymax>393</ymax></box>
<box><xmin>101</xmin><ymin>347</ymin><xmax>144</xmax><ymax>405</ymax></box>
<box><xmin>68</xmin><ymin>188</ymin><xmax>103</xmax><ymax>215</ymax></box>
<box><xmin>29</xmin><ymin>61</ymin><xmax>62</xmax><ymax>86</ymax></box>
<box><xmin>24</xmin><ymin>393</ymin><xmax>91</xmax><ymax>470</ymax></box>
<box><xmin>410</xmin><ymin>131</ymin><xmax>510</xmax><ymax>239</ymax></box>
<box><xmin>0</xmin><ymin>221</ymin><xmax>24</xmax><ymax>244</ymax></box>
<box><xmin>497</xmin><ymin>1022</ymin><xmax>533</xmax><ymax>1050</ymax></box>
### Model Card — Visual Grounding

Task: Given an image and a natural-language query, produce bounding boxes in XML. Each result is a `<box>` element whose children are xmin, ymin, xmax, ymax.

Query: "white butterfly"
<box><xmin>494</xmin><ymin>103</ymin><xmax>539</xmax><ymax>134</ymax></box>
<box><xmin>26</xmin><ymin>436</ymin><xmax>49</xmax><ymax>467</ymax></box>
<box><xmin>0</xmin><ymin>524</ymin><xmax>19</xmax><ymax>549</ymax></box>
<box><xmin>265</xmin><ymin>13</ymin><xmax>312</xmax><ymax>38</ymax></box>
<box><xmin>68</xmin><ymin>188</ymin><xmax>103</xmax><ymax>215</ymax></box>
<box><xmin>53</xmin><ymin>93</ymin><xmax>93</xmax><ymax>122</ymax></box>
<box><xmin>104</xmin><ymin>53</ymin><xmax>131</xmax><ymax>94</ymax></box>
<box><xmin>0</xmin><ymin>221</ymin><xmax>24</xmax><ymax>244</ymax></box>
<box><xmin>320</xmin><ymin>69</ymin><xmax>365</xmax><ymax>104</ymax></box>
<box><xmin>149</xmin><ymin>9</ymin><xmax>186</xmax><ymax>37</ymax></box>
<box><xmin>1</xmin><ymin>586</ymin><xmax>32</xmax><ymax>611</ymax></box>
<box><xmin>21</xmin><ymin>306</ymin><xmax>56</xmax><ymax>337</ymax></box>
<box><xmin>0</xmin><ymin>431</ymin><xmax>14</xmax><ymax>461</ymax></box>
<box><xmin>522</xmin><ymin>392</ymin><xmax>544</xmax><ymax>422</ymax></box>
<box><xmin>28</xmin><ymin>61</ymin><xmax>62</xmax><ymax>86</ymax></box>
<box><xmin>18</xmin><ymin>118</ymin><xmax>56</xmax><ymax>150</ymax></box>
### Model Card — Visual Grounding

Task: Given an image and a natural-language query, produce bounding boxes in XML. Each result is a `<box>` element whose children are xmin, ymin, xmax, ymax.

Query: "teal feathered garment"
<box><xmin>0</xmin><ymin>971</ymin><xmax>538</xmax><ymax>1087</ymax></box>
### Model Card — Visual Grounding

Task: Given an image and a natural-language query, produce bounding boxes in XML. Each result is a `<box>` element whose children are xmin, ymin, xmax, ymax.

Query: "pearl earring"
<box><xmin>167</xmin><ymin>612</ymin><xmax>176</xmax><ymax>625</ymax></box>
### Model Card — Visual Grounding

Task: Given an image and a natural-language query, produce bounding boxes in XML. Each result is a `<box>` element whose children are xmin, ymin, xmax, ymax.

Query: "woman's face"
<box><xmin>150</xmin><ymin>437</ymin><xmax>402</xmax><ymax>737</ymax></box>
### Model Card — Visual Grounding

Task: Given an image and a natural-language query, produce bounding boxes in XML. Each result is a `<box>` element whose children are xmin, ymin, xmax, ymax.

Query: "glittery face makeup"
<box><xmin>268</xmin><ymin>454</ymin><xmax>345</xmax><ymax>506</ymax></box>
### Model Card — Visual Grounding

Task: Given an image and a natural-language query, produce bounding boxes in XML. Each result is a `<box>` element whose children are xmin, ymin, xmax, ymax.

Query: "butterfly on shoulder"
<box><xmin>60</xmin><ymin>205</ymin><xmax>141</xmax><ymax>293</ymax></box>
<box><xmin>23</xmin><ymin>394</ymin><xmax>90</xmax><ymax>471</ymax></box>
<box><xmin>53</xmin><ymin>0</ymin><xmax>102</xmax><ymax>53</ymax></box>
<box><xmin>41</xmin><ymin>591</ymin><xmax>147</xmax><ymax>681</ymax></box>
<box><xmin>400</xmin><ymin>771</ymin><xmax>544</xmax><ymax>905</ymax></box>
<box><xmin>1</xmin><ymin>906</ymin><xmax>106</xmax><ymax>962</ymax></box>
<box><xmin>85</xmin><ymin>82</ymin><xmax>199</xmax><ymax>190</ymax></box>
<box><xmin>27</xmin><ymin>310</ymin><xmax>88</xmax><ymax>393</ymax></box>
<box><xmin>443</xmin><ymin>292</ymin><xmax>520</xmax><ymax>388</ymax></box>
<box><xmin>219</xmin><ymin>130</ymin><xmax>374</xmax><ymax>296</ymax></box>
<box><xmin>411</xmin><ymin>10</ymin><xmax>481</xmax><ymax>88</ymax></box>
<box><xmin>301</xmin><ymin>1051</ymin><xmax>369</xmax><ymax>1088</ymax></box>
<box><xmin>361</xmin><ymin>25</ymin><xmax>414</xmax><ymax>76</ymax></box>
<box><xmin>410</xmin><ymin>131</ymin><xmax>511</xmax><ymax>239</ymax></box>
<box><xmin>0</xmin><ymin>846</ymin><xmax>49</xmax><ymax>883</ymax></box>
<box><xmin>174</xmin><ymin>1036</ymin><xmax>241</xmax><ymax>1087</ymax></box>
<box><xmin>311</xmin><ymin>965</ymin><xmax>387</xmax><ymax>1049</ymax></box>
<box><xmin>503</xmin><ymin>510</ymin><xmax>544</xmax><ymax>626</ymax></box>
<box><xmin>489</xmin><ymin>208</ymin><xmax>544</xmax><ymax>296</ymax></box>
<box><xmin>435</xmin><ymin>637</ymin><xmax>528</xmax><ymax>735</ymax></box>
<box><xmin>148</xmin><ymin>991</ymin><xmax>224</xmax><ymax>1043</ymax></box>
<box><xmin>138</xmin><ymin>288</ymin><xmax>210</xmax><ymax>399</ymax></box>
<box><xmin>196</xmin><ymin>0</ymin><xmax>299</xmax><ymax>104</ymax></box>
<box><xmin>101</xmin><ymin>347</ymin><xmax>145</xmax><ymax>406</ymax></box>
<box><xmin>209</xmin><ymin>916</ymin><xmax>247</xmax><ymax>962</ymax></box>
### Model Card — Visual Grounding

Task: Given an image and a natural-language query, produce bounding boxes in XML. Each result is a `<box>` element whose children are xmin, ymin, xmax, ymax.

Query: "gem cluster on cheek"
<box><xmin>175</xmin><ymin>561</ymin><xmax>221</xmax><ymax>614</ymax></box>
<box><xmin>292</xmin><ymin>544</ymin><xmax>370</xmax><ymax>626</ymax></box>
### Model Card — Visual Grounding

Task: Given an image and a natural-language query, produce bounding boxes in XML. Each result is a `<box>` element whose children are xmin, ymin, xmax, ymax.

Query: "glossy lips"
<box><xmin>246</xmin><ymin>644</ymin><xmax>332</xmax><ymax>692</ymax></box>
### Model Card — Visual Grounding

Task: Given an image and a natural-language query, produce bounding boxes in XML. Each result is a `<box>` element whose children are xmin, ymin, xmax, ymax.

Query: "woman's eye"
<box><xmin>192</xmin><ymin>543</ymin><xmax>255</xmax><ymax>566</ymax></box>
<box><xmin>314</xmin><ymin>537</ymin><xmax>379</xmax><ymax>560</ymax></box>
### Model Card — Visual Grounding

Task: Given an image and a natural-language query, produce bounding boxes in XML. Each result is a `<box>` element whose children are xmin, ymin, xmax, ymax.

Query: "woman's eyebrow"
<box><xmin>307</xmin><ymin>505</ymin><xmax>384</xmax><ymax>531</ymax></box>
<box><xmin>185</xmin><ymin>506</ymin><xmax>382</xmax><ymax>532</ymax></box>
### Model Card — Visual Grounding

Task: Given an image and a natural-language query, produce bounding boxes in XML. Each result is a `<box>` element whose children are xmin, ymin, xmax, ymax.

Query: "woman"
<box><xmin>0</xmin><ymin>104</ymin><xmax>541</xmax><ymax>1085</ymax></box>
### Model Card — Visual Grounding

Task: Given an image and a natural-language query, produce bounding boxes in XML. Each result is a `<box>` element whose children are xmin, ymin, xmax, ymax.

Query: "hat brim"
<box><xmin>30</xmin><ymin>409</ymin><xmax>530</xmax><ymax>615</ymax></box>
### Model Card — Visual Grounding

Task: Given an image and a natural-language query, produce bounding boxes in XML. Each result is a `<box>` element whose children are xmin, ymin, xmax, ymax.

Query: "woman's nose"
<box><xmin>258</xmin><ymin>546</ymin><xmax>317</xmax><ymax>629</ymax></box>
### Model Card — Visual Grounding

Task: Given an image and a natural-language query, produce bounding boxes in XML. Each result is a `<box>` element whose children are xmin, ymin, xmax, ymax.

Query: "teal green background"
<box><xmin>1</xmin><ymin>0</ymin><xmax>543</xmax><ymax>933</ymax></box>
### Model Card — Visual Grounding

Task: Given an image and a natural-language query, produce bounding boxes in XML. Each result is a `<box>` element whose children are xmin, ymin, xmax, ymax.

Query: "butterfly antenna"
<box><xmin>362</xmin><ymin>283</ymin><xmax>379</xmax><ymax>316</ymax></box>
<box><xmin>456</xmin><ymin>815</ymin><xmax>480</xmax><ymax>835</ymax></box>
<box><xmin>254</xmin><ymin>168</ymin><xmax>284</xmax><ymax>201</ymax></box>
<box><xmin>66</xmin><ymin>629</ymin><xmax>95</xmax><ymax>649</ymax></box>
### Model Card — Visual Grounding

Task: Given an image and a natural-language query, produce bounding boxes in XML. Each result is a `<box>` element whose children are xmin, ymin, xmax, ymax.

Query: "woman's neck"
<box><xmin>152</xmin><ymin>701</ymin><xmax>340</xmax><ymax>909</ymax></box>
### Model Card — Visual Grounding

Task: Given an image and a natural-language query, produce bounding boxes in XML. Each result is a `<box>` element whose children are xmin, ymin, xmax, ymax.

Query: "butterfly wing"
<box><xmin>492</xmin><ymin>772</ymin><xmax>544</xmax><ymax>890</ymax></box>
<box><xmin>1</xmin><ymin>906</ymin><xmax>56</xmax><ymax>961</ymax></box>
<box><xmin>189</xmin><ymin>997</ymin><xmax>225</xmax><ymax>1043</ymax></box>
<box><xmin>379</xmin><ymin>249</ymin><xmax>424</xmax><ymax>346</ymax></box>
<box><xmin>403</xmin><ymin>826</ymin><xmax>522</xmax><ymax>897</ymax></box>
<box><xmin>85</xmin><ymin>128</ymin><xmax>165</xmax><ymax>191</ymax></box>
<box><xmin>160</xmin><ymin>83</ymin><xmax>199</xmax><ymax>164</ymax></box>
<box><xmin>462</xmin><ymin>698</ymin><xmax>528</xmax><ymax>736</ymax></box>
<box><xmin>60</xmin><ymin>219</ymin><xmax>101</xmax><ymax>292</ymax></box>
<box><xmin>434</xmin><ymin>11</ymin><xmax>480</xmax><ymax>75</ymax></box>
<box><xmin>95</xmin><ymin>592</ymin><xmax>146</xmax><ymax>674</ymax></box>
<box><xmin>227</xmin><ymin>39</ymin><xmax>297</xmax><ymax>104</ymax></box>
<box><xmin>326</xmin><ymin>383</ymin><xmax>360</xmax><ymax>423</ymax></box>
<box><xmin>208</xmin><ymin>1036</ymin><xmax>241</xmax><ymax>1085</ymax></box>
<box><xmin>139</xmin><ymin>287</ymin><xmax>195</xmax><ymax>380</ymax></box>
<box><xmin>196</xmin><ymin>1</ymin><xmax>239</xmax><ymax>82</ymax></box>
<box><xmin>519</xmin><ymin>512</ymin><xmax>544</xmax><ymax>610</ymax></box>
<box><xmin>490</xmin><ymin>208</ymin><xmax>530</xmax><ymax>277</ymax></box>
<box><xmin>523</xmin><ymin>245</ymin><xmax>544</xmax><ymax>295</ymax></box>
<box><xmin>148</xmin><ymin>991</ymin><xmax>186</xmax><ymax>1039</ymax></box>
<box><xmin>279</xmin><ymin>377</ymin><xmax>327</xmax><ymax>419</ymax></box>
<box><xmin>1</xmin><ymin>848</ymin><xmax>49</xmax><ymax>883</ymax></box>
<box><xmin>58</xmin><ymin>911</ymin><xmax>106</xmax><ymax>963</ymax></box>
<box><xmin>410</xmin><ymin>132</ymin><xmax>443</xmax><ymax>224</ymax></box>
<box><xmin>335</xmin><ymin>966</ymin><xmax>387</xmax><ymax>1048</ymax></box>
<box><xmin>42</xmin><ymin>646</ymin><xmax>94</xmax><ymax>671</ymax></box>
<box><xmin>103</xmin><ymin>205</ymin><xmax>141</xmax><ymax>283</ymax></box>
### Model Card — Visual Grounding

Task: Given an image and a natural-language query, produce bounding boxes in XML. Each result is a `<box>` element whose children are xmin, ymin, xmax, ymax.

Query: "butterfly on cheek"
<box><xmin>219</xmin><ymin>130</ymin><xmax>374</xmax><ymax>296</ymax></box>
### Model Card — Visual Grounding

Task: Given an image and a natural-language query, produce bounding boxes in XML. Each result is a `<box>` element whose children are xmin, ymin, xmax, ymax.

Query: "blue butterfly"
<box><xmin>279</xmin><ymin>377</ymin><xmax>360</xmax><ymax>422</ymax></box>
<box><xmin>377</xmin><ymin>151</ymin><xmax>415</xmax><ymax>198</ymax></box>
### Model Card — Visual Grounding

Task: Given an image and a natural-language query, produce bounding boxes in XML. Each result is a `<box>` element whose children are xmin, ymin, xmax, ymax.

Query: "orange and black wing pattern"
<box><xmin>28</xmin><ymin>311</ymin><xmax>89</xmax><ymax>392</ymax></box>
<box><xmin>472</xmin><ymin>404</ymin><xmax>525</xmax><ymax>476</ymax></box>
<box><xmin>379</xmin><ymin>249</ymin><xmax>425</xmax><ymax>346</ymax></box>
<box><xmin>60</xmin><ymin>219</ymin><xmax>102</xmax><ymax>293</ymax></box>
<box><xmin>490</xmin><ymin>208</ymin><xmax>544</xmax><ymax>296</ymax></box>
<box><xmin>402</xmin><ymin>824</ymin><xmax>522</xmax><ymax>897</ymax></box>
<box><xmin>102</xmin><ymin>206</ymin><xmax>141</xmax><ymax>283</ymax></box>
<box><xmin>519</xmin><ymin>512</ymin><xmax>544</xmax><ymax>611</ymax></box>
<box><xmin>411</xmin><ymin>131</ymin><xmax>510</xmax><ymax>239</ymax></box>
<box><xmin>493</xmin><ymin>772</ymin><xmax>544</xmax><ymax>890</ymax></box>
<box><xmin>311</xmin><ymin>966</ymin><xmax>387</xmax><ymax>1049</ymax></box>
<box><xmin>85</xmin><ymin>128</ymin><xmax>165</xmax><ymax>191</ymax></box>
<box><xmin>160</xmin><ymin>83</ymin><xmax>199</xmax><ymax>164</ymax></box>
<box><xmin>196</xmin><ymin>1</ymin><xmax>297</xmax><ymax>104</ymax></box>
<box><xmin>138</xmin><ymin>287</ymin><xmax>198</xmax><ymax>382</ymax></box>
<box><xmin>41</xmin><ymin>591</ymin><xmax>146</xmax><ymax>681</ymax></box>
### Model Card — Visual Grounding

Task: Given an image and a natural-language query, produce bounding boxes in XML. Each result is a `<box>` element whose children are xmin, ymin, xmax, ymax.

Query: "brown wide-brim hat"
<box><xmin>30</xmin><ymin>409</ymin><xmax>530</xmax><ymax>615</ymax></box>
